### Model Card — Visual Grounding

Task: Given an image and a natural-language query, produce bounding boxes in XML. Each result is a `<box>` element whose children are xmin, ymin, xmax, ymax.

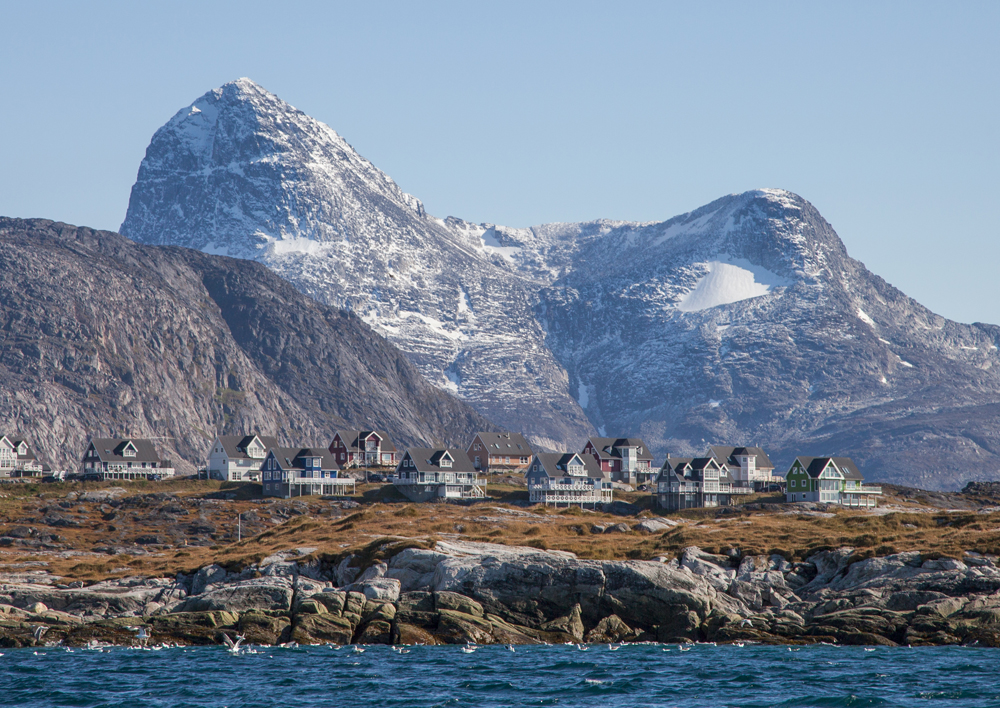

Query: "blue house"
<box><xmin>261</xmin><ymin>447</ymin><xmax>355</xmax><ymax>498</ymax></box>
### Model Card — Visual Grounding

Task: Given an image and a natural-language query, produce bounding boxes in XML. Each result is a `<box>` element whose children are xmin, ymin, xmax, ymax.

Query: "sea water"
<box><xmin>0</xmin><ymin>643</ymin><xmax>997</xmax><ymax>707</ymax></box>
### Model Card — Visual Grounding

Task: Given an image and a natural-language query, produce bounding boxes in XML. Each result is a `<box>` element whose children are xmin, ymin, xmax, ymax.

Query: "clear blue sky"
<box><xmin>2</xmin><ymin>2</ymin><xmax>998</xmax><ymax>324</ymax></box>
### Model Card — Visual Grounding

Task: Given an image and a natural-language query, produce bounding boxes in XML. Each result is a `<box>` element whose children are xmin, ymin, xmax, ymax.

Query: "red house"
<box><xmin>329</xmin><ymin>430</ymin><xmax>399</xmax><ymax>468</ymax></box>
<box><xmin>467</xmin><ymin>432</ymin><xmax>533</xmax><ymax>475</ymax></box>
<box><xmin>582</xmin><ymin>437</ymin><xmax>654</xmax><ymax>485</ymax></box>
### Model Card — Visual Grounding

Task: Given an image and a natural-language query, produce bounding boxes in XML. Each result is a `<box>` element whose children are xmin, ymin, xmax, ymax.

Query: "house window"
<box><xmin>440</xmin><ymin>459</ymin><xmax>452</xmax><ymax>468</ymax></box>
<box><xmin>790</xmin><ymin>479</ymin><xmax>796</xmax><ymax>488</ymax></box>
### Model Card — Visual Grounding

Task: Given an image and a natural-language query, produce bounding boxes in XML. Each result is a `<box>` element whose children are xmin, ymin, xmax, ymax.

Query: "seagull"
<box><xmin>222</xmin><ymin>633</ymin><xmax>246</xmax><ymax>654</ymax></box>
<box><xmin>398</xmin><ymin>648</ymin><xmax>410</xmax><ymax>654</ymax></box>
<box><xmin>32</xmin><ymin>625</ymin><xmax>49</xmax><ymax>643</ymax></box>
<box><xmin>608</xmin><ymin>644</ymin><xmax>621</xmax><ymax>651</ymax></box>
<box><xmin>352</xmin><ymin>645</ymin><xmax>365</xmax><ymax>654</ymax></box>
<box><xmin>460</xmin><ymin>646</ymin><xmax>476</xmax><ymax>654</ymax></box>
<box><xmin>507</xmin><ymin>644</ymin><xmax>515</xmax><ymax>653</ymax></box>
<box><xmin>135</xmin><ymin>627</ymin><xmax>151</xmax><ymax>647</ymax></box>
<box><xmin>678</xmin><ymin>646</ymin><xmax>691</xmax><ymax>652</ymax></box>
<box><xmin>864</xmin><ymin>648</ymin><xmax>877</xmax><ymax>652</ymax></box>
<box><xmin>735</xmin><ymin>642</ymin><xmax>745</xmax><ymax>648</ymax></box>
<box><xmin>576</xmin><ymin>644</ymin><xmax>589</xmax><ymax>651</ymax></box>
<box><xmin>740</xmin><ymin>619</ymin><xmax>753</xmax><ymax>628</ymax></box>
<box><xmin>788</xmin><ymin>647</ymin><xmax>801</xmax><ymax>652</ymax></box>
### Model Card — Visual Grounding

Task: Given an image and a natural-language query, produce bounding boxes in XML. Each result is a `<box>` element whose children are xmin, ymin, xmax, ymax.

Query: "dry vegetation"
<box><xmin>1</xmin><ymin>478</ymin><xmax>1000</xmax><ymax>584</ymax></box>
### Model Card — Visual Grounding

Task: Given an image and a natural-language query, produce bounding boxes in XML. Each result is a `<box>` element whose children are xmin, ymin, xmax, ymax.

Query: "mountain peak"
<box><xmin>121</xmin><ymin>79</ymin><xmax>424</xmax><ymax>255</ymax></box>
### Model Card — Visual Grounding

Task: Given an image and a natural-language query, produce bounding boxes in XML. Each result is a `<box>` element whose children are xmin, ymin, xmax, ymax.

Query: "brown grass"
<box><xmin>0</xmin><ymin>480</ymin><xmax>998</xmax><ymax>583</ymax></box>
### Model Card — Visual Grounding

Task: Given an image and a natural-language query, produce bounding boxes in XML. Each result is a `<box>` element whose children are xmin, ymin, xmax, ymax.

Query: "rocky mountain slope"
<box><xmin>523</xmin><ymin>190</ymin><xmax>1000</xmax><ymax>490</ymax></box>
<box><xmin>120</xmin><ymin>79</ymin><xmax>1000</xmax><ymax>488</ymax></box>
<box><xmin>0</xmin><ymin>218</ymin><xmax>491</xmax><ymax>473</ymax></box>
<box><xmin>119</xmin><ymin>78</ymin><xmax>592</xmax><ymax>451</ymax></box>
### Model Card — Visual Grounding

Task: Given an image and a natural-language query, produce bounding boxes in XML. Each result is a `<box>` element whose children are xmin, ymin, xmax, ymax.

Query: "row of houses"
<box><xmin>4</xmin><ymin>428</ymin><xmax>882</xmax><ymax>509</ymax></box>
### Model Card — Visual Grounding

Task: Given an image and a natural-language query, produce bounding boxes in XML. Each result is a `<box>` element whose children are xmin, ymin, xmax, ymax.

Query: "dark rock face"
<box><xmin>0</xmin><ymin>217</ymin><xmax>491</xmax><ymax>472</ymax></box>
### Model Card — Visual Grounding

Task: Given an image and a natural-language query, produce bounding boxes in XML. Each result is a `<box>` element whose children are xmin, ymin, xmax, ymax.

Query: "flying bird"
<box><xmin>222</xmin><ymin>633</ymin><xmax>246</xmax><ymax>653</ymax></box>
<box><xmin>32</xmin><ymin>625</ymin><xmax>49</xmax><ymax>643</ymax></box>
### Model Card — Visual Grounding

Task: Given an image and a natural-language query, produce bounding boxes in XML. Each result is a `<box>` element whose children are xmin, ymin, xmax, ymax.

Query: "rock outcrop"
<box><xmin>4</xmin><ymin>540</ymin><xmax>1000</xmax><ymax>648</ymax></box>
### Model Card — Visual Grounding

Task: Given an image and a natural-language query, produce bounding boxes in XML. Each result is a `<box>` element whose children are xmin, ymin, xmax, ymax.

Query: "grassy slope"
<box><xmin>1</xmin><ymin>480</ymin><xmax>999</xmax><ymax>584</ymax></box>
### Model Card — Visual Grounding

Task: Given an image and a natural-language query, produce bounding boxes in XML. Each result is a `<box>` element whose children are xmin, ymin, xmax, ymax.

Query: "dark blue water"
<box><xmin>0</xmin><ymin>643</ymin><xmax>998</xmax><ymax>707</ymax></box>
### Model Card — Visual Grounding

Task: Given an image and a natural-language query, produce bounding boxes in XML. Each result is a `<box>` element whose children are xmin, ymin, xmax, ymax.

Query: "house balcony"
<box><xmin>530</xmin><ymin>488</ymin><xmax>612</xmax><ymax>506</ymax></box>
<box><xmin>530</xmin><ymin>481</ymin><xmax>601</xmax><ymax>492</ymax></box>
<box><xmin>844</xmin><ymin>485</ymin><xmax>882</xmax><ymax>495</ymax></box>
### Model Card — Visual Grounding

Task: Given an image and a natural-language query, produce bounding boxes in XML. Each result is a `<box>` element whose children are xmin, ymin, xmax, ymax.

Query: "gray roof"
<box><xmin>657</xmin><ymin>456</ymin><xmax>723</xmax><ymax>483</ymax></box>
<box><xmin>471</xmin><ymin>432</ymin><xmax>533</xmax><ymax>454</ymax></box>
<box><xmin>85</xmin><ymin>438</ymin><xmax>163</xmax><ymax>464</ymax></box>
<box><xmin>529</xmin><ymin>452</ymin><xmax>605</xmax><ymax>480</ymax></box>
<box><xmin>656</xmin><ymin>456</ymin><xmax>692</xmax><ymax>483</ymax></box>
<box><xmin>709</xmin><ymin>445</ymin><xmax>775</xmax><ymax>470</ymax></box>
<box><xmin>3</xmin><ymin>437</ymin><xmax>38</xmax><ymax>462</ymax></box>
<box><xmin>332</xmin><ymin>430</ymin><xmax>398</xmax><ymax>453</ymax></box>
<box><xmin>217</xmin><ymin>435</ymin><xmax>279</xmax><ymax>459</ymax></box>
<box><xmin>586</xmin><ymin>437</ymin><xmax>653</xmax><ymax>462</ymax></box>
<box><xmin>268</xmin><ymin>447</ymin><xmax>340</xmax><ymax>471</ymax></box>
<box><xmin>403</xmin><ymin>448</ymin><xmax>477</xmax><ymax>474</ymax></box>
<box><xmin>791</xmin><ymin>456</ymin><xmax>864</xmax><ymax>481</ymax></box>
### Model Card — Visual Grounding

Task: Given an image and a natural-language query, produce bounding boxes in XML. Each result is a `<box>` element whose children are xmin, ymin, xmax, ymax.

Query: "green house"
<box><xmin>785</xmin><ymin>456</ymin><xmax>881</xmax><ymax>508</ymax></box>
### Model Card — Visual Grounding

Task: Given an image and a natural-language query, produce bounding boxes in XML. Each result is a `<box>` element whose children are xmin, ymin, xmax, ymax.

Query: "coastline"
<box><xmin>3</xmin><ymin>538</ymin><xmax>1000</xmax><ymax>649</ymax></box>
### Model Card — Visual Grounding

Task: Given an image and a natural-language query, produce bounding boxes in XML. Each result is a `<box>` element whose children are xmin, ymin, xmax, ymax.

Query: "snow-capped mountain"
<box><xmin>526</xmin><ymin>190</ymin><xmax>1000</xmax><ymax>490</ymax></box>
<box><xmin>122</xmin><ymin>79</ymin><xmax>1000</xmax><ymax>488</ymax></box>
<box><xmin>120</xmin><ymin>78</ymin><xmax>593</xmax><ymax>450</ymax></box>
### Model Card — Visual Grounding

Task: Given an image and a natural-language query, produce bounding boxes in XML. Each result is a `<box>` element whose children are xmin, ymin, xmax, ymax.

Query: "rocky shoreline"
<box><xmin>2</xmin><ymin>540</ymin><xmax>1000</xmax><ymax>648</ymax></box>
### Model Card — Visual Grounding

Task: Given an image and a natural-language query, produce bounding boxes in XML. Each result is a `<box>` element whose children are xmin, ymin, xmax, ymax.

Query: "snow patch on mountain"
<box><xmin>677</xmin><ymin>259</ymin><xmax>788</xmax><ymax>312</ymax></box>
<box><xmin>857</xmin><ymin>308</ymin><xmax>877</xmax><ymax>328</ymax></box>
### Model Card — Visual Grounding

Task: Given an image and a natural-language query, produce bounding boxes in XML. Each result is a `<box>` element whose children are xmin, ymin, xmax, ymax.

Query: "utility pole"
<box><xmin>237</xmin><ymin>513</ymin><xmax>241</xmax><ymax>542</ymax></box>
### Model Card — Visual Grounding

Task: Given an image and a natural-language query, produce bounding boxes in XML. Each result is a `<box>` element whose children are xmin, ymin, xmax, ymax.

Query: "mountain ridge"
<box><xmin>119</xmin><ymin>78</ymin><xmax>1000</xmax><ymax>489</ymax></box>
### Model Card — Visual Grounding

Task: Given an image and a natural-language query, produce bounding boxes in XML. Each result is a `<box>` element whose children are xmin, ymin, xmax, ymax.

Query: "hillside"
<box><xmin>0</xmin><ymin>218</ymin><xmax>491</xmax><ymax>473</ymax></box>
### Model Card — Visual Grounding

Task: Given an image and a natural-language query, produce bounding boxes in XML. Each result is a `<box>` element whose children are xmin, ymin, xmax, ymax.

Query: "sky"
<box><xmin>2</xmin><ymin>1</ymin><xmax>998</xmax><ymax>324</ymax></box>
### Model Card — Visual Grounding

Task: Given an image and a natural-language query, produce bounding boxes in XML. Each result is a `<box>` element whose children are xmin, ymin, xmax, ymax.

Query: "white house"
<box><xmin>709</xmin><ymin>445</ymin><xmax>777</xmax><ymax>490</ymax></box>
<box><xmin>82</xmin><ymin>438</ymin><xmax>175</xmax><ymax>481</ymax></box>
<box><xmin>206</xmin><ymin>434</ymin><xmax>278</xmax><ymax>481</ymax></box>
<box><xmin>0</xmin><ymin>436</ymin><xmax>16</xmax><ymax>478</ymax></box>
<box><xmin>525</xmin><ymin>452</ymin><xmax>613</xmax><ymax>507</ymax></box>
